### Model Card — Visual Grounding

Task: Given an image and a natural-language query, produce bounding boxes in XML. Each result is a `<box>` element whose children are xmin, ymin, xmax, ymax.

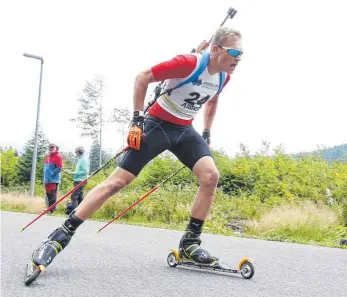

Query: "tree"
<box><xmin>89</xmin><ymin>139</ymin><xmax>111</xmax><ymax>173</ymax></box>
<box><xmin>238</xmin><ymin>143</ymin><xmax>251</xmax><ymax>158</ymax></box>
<box><xmin>59</xmin><ymin>151</ymin><xmax>76</xmax><ymax>170</ymax></box>
<box><xmin>15</xmin><ymin>129</ymin><xmax>50</xmax><ymax>184</ymax></box>
<box><xmin>0</xmin><ymin>147</ymin><xmax>19</xmax><ymax>186</ymax></box>
<box><xmin>71</xmin><ymin>74</ymin><xmax>104</xmax><ymax>168</ymax></box>
<box><xmin>58</xmin><ymin>151</ymin><xmax>76</xmax><ymax>193</ymax></box>
<box><xmin>109</xmin><ymin>107</ymin><xmax>131</xmax><ymax>147</ymax></box>
<box><xmin>256</xmin><ymin>140</ymin><xmax>271</xmax><ymax>157</ymax></box>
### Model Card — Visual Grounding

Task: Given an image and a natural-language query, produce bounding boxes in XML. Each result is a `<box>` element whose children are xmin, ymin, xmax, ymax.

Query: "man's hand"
<box><xmin>202</xmin><ymin>129</ymin><xmax>211</xmax><ymax>145</ymax></box>
<box><xmin>127</xmin><ymin>114</ymin><xmax>145</xmax><ymax>150</ymax></box>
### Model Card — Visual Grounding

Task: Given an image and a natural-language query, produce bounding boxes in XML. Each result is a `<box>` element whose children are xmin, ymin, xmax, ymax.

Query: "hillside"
<box><xmin>295</xmin><ymin>143</ymin><xmax>347</xmax><ymax>162</ymax></box>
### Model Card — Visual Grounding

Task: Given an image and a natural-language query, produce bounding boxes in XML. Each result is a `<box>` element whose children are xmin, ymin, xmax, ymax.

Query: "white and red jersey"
<box><xmin>149</xmin><ymin>54</ymin><xmax>230</xmax><ymax>125</ymax></box>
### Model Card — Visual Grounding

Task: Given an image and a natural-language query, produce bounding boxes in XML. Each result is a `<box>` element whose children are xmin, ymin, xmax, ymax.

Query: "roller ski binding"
<box><xmin>178</xmin><ymin>231</ymin><xmax>220</xmax><ymax>265</ymax></box>
<box><xmin>167</xmin><ymin>231</ymin><xmax>254</xmax><ymax>279</ymax></box>
<box><xmin>24</xmin><ymin>222</ymin><xmax>74</xmax><ymax>286</ymax></box>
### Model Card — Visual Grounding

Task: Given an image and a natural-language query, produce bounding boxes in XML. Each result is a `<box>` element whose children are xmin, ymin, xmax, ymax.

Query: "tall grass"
<box><xmin>0</xmin><ymin>193</ymin><xmax>45</xmax><ymax>213</ymax></box>
<box><xmin>245</xmin><ymin>201</ymin><xmax>344</xmax><ymax>245</ymax></box>
<box><xmin>1</xmin><ymin>190</ymin><xmax>346</xmax><ymax>247</ymax></box>
<box><xmin>0</xmin><ymin>193</ymin><xmax>68</xmax><ymax>214</ymax></box>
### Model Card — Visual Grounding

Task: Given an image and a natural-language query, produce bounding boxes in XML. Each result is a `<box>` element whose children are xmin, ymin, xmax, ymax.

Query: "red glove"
<box><xmin>127</xmin><ymin>115</ymin><xmax>145</xmax><ymax>150</ymax></box>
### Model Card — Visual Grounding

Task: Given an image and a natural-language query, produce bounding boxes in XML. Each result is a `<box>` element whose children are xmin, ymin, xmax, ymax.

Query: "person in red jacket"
<box><xmin>43</xmin><ymin>143</ymin><xmax>63</xmax><ymax>214</ymax></box>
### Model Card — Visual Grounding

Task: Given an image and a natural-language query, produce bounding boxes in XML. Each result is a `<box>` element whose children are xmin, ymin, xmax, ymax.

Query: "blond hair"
<box><xmin>210</xmin><ymin>27</ymin><xmax>242</xmax><ymax>47</ymax></box>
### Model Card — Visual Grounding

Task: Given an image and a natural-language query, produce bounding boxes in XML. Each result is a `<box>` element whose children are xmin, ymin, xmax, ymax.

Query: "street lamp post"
<box><xmin>23</xmin><ymin>53</ymin><xmax>44</xmax><ymax>198</ymax></box>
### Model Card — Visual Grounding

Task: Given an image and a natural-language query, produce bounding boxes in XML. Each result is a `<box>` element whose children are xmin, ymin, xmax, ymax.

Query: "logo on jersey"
<box><xmin>192</xmin><ymin>78</ymin><xmax>202</xmax><ymax>86</ymax></box>
<box><xmin>191</xmin><ymin>79</ymin><xmax>219</xmax><ymax>91</ymax></box>
<box><xmin>202</xmin><ymin>81</ymin><xmax>219</xmax><ymax>91</ymax></box>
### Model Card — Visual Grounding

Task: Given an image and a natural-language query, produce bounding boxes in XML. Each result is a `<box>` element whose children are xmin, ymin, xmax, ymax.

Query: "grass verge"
<box><xmin>1</xmin><ymin>191</ymin><xmax>346</xmax><ymax>248</ymax></box>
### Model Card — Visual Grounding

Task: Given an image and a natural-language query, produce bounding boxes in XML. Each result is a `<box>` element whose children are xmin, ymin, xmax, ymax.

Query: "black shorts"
<box><xmin>119</xmin><ymin>116</ymin><xmax>213</xmax><ymax>176</ymax></box>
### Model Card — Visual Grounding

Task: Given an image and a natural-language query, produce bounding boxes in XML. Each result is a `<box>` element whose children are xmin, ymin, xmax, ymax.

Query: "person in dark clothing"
<box><xmin>64</xmin><ymin>146</ymin><xmax>90</xmax><ymax>215</ymax></box>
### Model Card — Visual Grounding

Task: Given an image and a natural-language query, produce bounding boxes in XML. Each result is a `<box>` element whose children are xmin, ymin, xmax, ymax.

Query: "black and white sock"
<box><xmin>186</xmin><ymin>217</ymin><xmax>204</xmax><ymax>235</ymax></box>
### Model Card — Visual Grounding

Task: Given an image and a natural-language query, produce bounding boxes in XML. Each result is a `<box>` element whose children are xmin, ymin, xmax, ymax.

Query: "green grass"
<box><xmin>1</xmin><ymin>189</ymin><xmax>346</xmax><ymax>249</ymax></box>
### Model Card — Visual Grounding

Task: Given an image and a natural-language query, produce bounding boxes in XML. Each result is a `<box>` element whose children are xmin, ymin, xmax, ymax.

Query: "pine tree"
<box><xmin>15</xmin><ymin>129</ymin><xmax>50</xmax><ymax>184</ymax></box>
<box><xmin>89</xmin><ymin>139</ymin><xmax>111</xmax><ymax>173</ymax></box>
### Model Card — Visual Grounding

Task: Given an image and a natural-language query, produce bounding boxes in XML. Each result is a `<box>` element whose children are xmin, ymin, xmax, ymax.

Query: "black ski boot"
<box><xmin>24</xmin><ymin>214</ymin><xmax>82</xmax><ymax>285</ymax></box>
<box><xmin>179</xmin><ymin>231</ymin><xmax>219</xmax><ymax>265</ymax></box>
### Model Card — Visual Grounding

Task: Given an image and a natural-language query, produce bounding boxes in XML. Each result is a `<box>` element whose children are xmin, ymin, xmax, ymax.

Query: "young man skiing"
<box><xmin>27</xmin><ymin>27</ymin><xmax>243</xmax><ymax>277</ymax></box>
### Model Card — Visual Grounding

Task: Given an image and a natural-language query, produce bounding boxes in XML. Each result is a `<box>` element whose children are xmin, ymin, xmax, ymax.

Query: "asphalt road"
<box><xmin>1</xmin><ymin>211</ymin><xmax>347</xmax><ymax>297</ymax></box>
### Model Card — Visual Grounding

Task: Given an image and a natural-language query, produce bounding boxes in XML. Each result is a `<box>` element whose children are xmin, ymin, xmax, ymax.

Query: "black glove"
<box><xmin>131</xmin><ymin>115</ymin><xmax>145</xmax><ymax>130</ymax></box>
<box><xmin>202</xmin><ymin>129</ymin><xmax>211</xmax><ymax>145</ymax></box>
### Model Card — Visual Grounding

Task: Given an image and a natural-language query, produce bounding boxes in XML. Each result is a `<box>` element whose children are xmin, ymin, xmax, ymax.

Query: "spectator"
<box><xmin>43</xmin><ymin>143</ymin><xmax>63</xmax><ymax>214</ymax></box>
<box><xmin>64</xmin><ymin>146</ymin><xmax>89</xmax><ymax>215</ymax></box>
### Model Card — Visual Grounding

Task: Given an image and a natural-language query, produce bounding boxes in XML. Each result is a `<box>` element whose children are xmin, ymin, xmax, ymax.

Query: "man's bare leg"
<box><xmin>76</xmin><ymin>167</ymin><xmax>136</xmax><ymax>220</ymax></box>
<box><xmin>179</xmin><ymin>156</ymin><xmax>220</xmax><ymax>264</ymax></box>
<box><xmin>191</xmin><ymin>156</ymin><xmax>219</xmax><ymax>220</ymax></box>
<box><xmin>29</xmin><ymin>167</ymin><xmax>136</xmax><ymax>271</ymax></box>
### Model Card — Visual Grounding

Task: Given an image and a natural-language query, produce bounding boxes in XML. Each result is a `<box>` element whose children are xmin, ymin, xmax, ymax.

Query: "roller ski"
<box><xmin>167</xmin><ymin>231</ymin><xmax>254</xmax><ymax>279</ymax></box>
<box><xmin>24</xmin><ymin>218</ymin><xmax>76</xmax><ymax>286</ymax></box>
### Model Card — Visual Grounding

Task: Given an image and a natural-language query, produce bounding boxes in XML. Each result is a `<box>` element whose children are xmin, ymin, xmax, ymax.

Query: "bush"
<box><xmin>342</xmin><ymin>201</ymin><xmax>347</xmax><ymax>227</ymax></box>
<box><xmin>2</xmin><ymin>143</ymin><xmax>347</xmax><ymax>248</ymax></box>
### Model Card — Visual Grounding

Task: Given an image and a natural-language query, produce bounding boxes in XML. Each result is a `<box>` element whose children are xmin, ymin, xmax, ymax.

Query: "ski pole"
<box><xmin>97</xmin><ymin>165</ymin><xmax>186</xmax><ymax>233</ymax></box>
<box><xmin>20</xmin><ymin>145</ymin><xmax>131</xmax><ymax>232</ymax></box>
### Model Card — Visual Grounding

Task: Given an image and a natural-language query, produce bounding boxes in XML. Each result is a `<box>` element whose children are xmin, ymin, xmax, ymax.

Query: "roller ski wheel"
<box><xmin>167</xmin><ymin>251</ymin><xmax>178</xmax><ymax>267</ymax></box>
<box><xmin>24</xmin><ymin>262</ymin><xmax>45</xmax><ymax>286</ymax></box>
<box><xmin>240</xmin><ymin>260</ymin><xmax>254</xmax><ymax>279</ymax></box>
<box><xmin>167</xmin><ymin>249</ymin><xmax>254</xmax><ymax>279</ymax></box>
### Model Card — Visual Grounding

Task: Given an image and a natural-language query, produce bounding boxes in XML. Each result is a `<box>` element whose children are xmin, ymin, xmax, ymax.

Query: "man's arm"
<box><xmin>127</xmin><ymin>54</ymin><xmax>197</xmax><ymax>150</ymax></box>
<box><xmin>133</xmin><ymin>54</ymin><xmax>197</xmax><ymax>112</ymax></box>
<box><xmin>68</xmin><ymin>161</ymin><xmax>78</xmax><ymax>175</ymax></box>
<box><xmin>202</xmin><ymin>94</ymin><xmax>219</xmax><ymax>145</ymax></box>
<box><xmin>133</xmin><ymin>70</ymin><xmax>158</xmax><ymax>112</ymax></box>
<box><xmin>203</xmin><ymin>94</ymin><xmax>219</xmax><ymax>132</ymax></box>
<box><xmin>127</xmin><ymin>69</ymin><xmax>158</xmax><ymax>151</ymax></box>
<box><xmin>53</xmin><ymin>156</ymin><xmax>63</xmax><ymax>174</ymax></box>
<box><xmin>80</xmin><ymin>159</ymin><xmax>89</xmax><ymax>175</ymax></box>
<box><xmin>203</xmin><ymin>73</ymin><xmax>230</xmax><ymax>139</ymax></box>
<box><xmin>70</xmin><ymin>159</ymin><xmax>88</xmax><ymax>176</ymax></box>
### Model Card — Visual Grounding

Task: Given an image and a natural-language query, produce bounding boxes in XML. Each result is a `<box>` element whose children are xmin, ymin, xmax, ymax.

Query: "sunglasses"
<box><xmin>218</xmin><ymin>46</ymin><xmax>243</xmax><ymax>57</ymax></box>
